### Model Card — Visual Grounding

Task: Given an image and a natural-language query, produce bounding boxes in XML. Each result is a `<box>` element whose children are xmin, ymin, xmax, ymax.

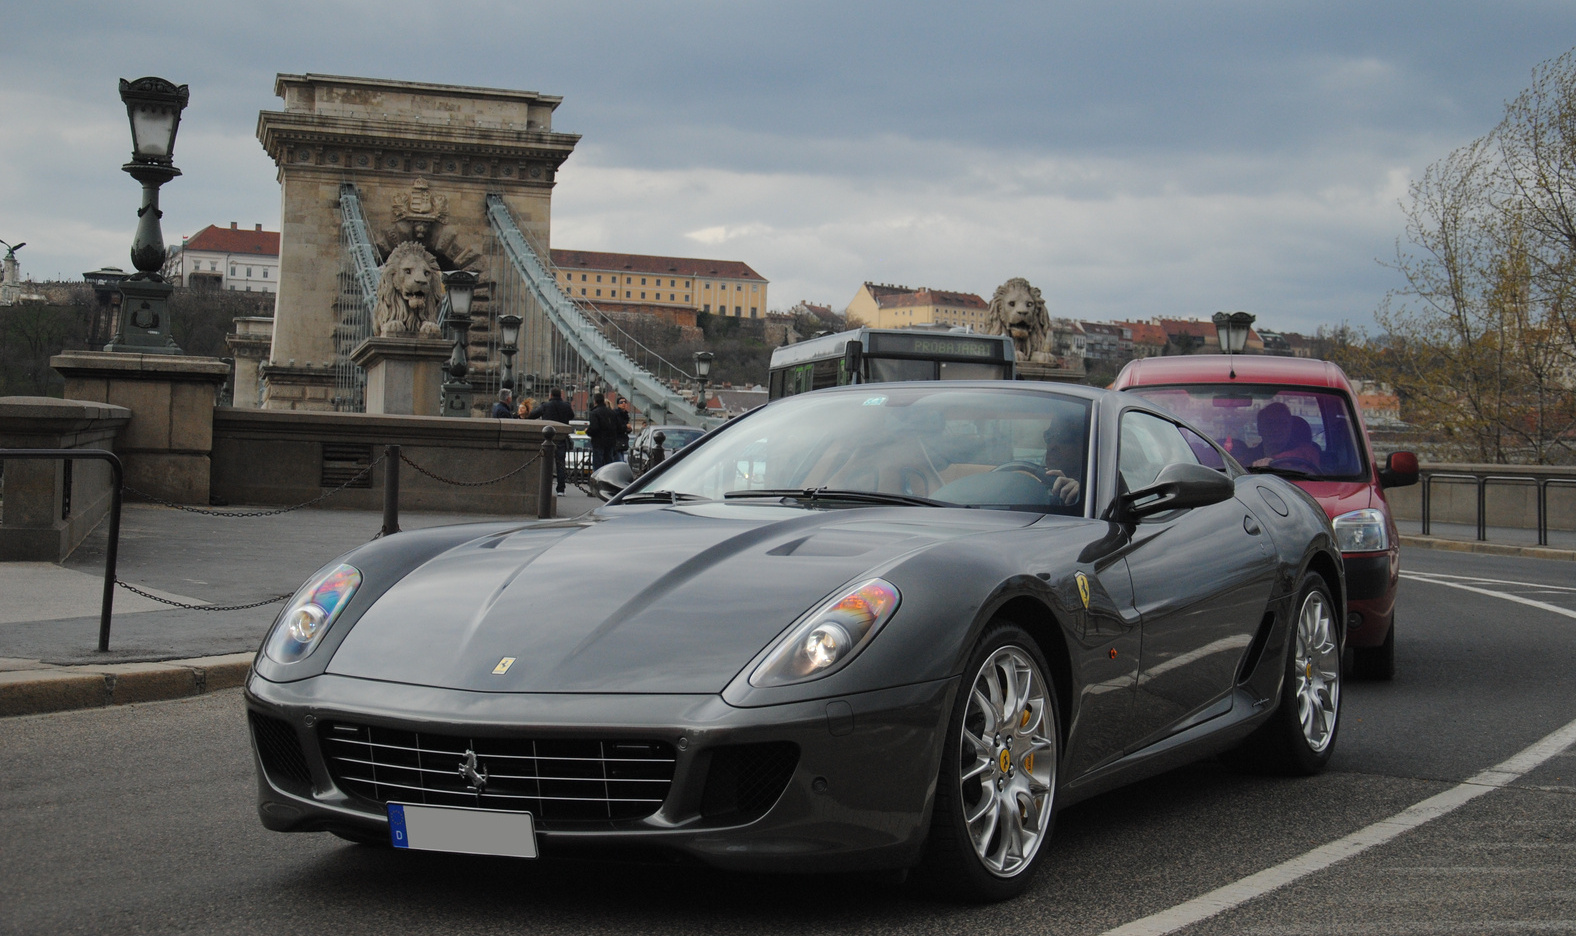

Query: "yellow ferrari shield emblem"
<box><xmin>1075</xmin><ymin>572</ymin><xmax>1091</xmax><ymax>610</ymax></box>
<box><xmin>493</xmin><ymin>657</ymin><xmax>516</xmax><ymax>675</ymax></box>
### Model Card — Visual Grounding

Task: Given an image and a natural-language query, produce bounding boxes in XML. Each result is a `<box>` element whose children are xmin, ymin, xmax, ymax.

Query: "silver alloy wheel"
<box><xmin>1294</xmin><ymin>589</ymin><xmax>1340</xmax><ymax>753</ymax></box>
<box><xmin>959</xmin><ymin>645</ymin><xmax>1056</xmax><ymax>878</ymax></box>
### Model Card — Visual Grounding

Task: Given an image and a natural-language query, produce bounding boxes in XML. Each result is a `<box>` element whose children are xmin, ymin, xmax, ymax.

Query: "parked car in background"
<box><xmin>628</xmin><ymin>424</ymin><xmax>705</xmax><ymax>474</ymax></box>
<box><xmin>248</xmin><ymin>381</ymin><xmax>1345</xmax><ymax>901</ymax></box>
<box><xmin>1114</xmin><ymin>355</ymin><xmax>1417</xmax><ymax>679</ymax></box>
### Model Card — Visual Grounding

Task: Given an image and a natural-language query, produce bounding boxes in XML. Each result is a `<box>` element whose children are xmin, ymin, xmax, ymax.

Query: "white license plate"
<box><xmin>386</xmin><ymin>802</ymin><xmax>537</xmax><ymax>858</ymax></box>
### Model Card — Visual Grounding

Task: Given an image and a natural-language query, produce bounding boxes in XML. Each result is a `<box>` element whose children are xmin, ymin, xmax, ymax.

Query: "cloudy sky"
<box><xmin>3</xmin><ymin>1</ymin><xmax>1574</xmax><ymax>334</ymax></box>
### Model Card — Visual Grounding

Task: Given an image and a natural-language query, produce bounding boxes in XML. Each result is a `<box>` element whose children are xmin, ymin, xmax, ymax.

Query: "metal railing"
<box><xmin>0</xmin><ymin>449</ymin><xmax>123</xmax><ymax>651</ymax></box>
<box><xmin>1417</xmin><ymin>465</ymin><xmax>1576</xmax><ymax>546</ymax></box>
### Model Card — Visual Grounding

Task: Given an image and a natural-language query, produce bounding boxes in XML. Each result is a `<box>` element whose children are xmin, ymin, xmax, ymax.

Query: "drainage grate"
<box><xmin>321</xmin><ymin>443</ymin><xmax>373</xmax><ymax>488</ymax></box>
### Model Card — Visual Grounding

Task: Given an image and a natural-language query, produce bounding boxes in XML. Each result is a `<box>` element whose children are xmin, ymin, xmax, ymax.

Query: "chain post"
<box><xmin>382</xmin><ymin>444</ymin><xmax>401</xmax><ymax>537</ymax></box>
<box><xmin>539</xmin><ymin>427</ymin><xmax>557</xmax><ymax>520</ymax></box>
<box><xmin>650</xmin><ymin>431</ymin><xmax>667</xmax><ymax>470</ymax></box>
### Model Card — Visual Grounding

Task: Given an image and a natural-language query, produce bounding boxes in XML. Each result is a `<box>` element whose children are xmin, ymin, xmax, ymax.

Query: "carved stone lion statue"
<box><xmin>984</xmin><ymin>277</ymin><xmax>1054</xmax><ymax>363</ymax></box>
<box><xmin>374</xmin><ymin>241</ymin><xmax>445</xmax><ymax>339</ymax></box>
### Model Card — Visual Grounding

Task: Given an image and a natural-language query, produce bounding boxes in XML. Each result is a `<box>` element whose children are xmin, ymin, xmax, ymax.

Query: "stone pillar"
<box><xmin>0</xmin><ymin>397</ymin><xmax>131</xmax><ymax>560</ymax></box>
<box><xmin>350</xmin><ymin>336</ymin><xmax>451</xmax><ymax>416</ymax></box>
<box><xmin>258</xmin><ymin>361</ymin><xmax>336</xmax><ymax>411</ymax></box>
<box><xmin>50</xmin><ymin>352</ymin><xmax>230</xmax><ymax>505</ymax></box>
<box><xmin>225</xmin><ymin>316</ymin><xmax>275</xmax><ymax>409</ymax></box>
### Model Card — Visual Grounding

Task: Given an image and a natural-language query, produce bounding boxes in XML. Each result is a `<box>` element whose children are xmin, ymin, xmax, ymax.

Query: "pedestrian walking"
<box><xmin>490</xmin><ymin>388</ymin><xmax>516</xmax><ymax>419</ymax></box>
<box><xmin>528</xmin><ymin>388</ymin><xmax>575</xmax><ymax>494</ymax></box>
<box><xmin>614</xmin><ymin>399</ymin><xmax>632</xmax><ymax>462</ymax></box>
<box><xmin>586</xmin><ymin>393</ymin><xmax>619</xmax><ymax>471</ymax></box>
<box><xmin>516</xmin><ymin>395</ymin><xmax>536</xmax><ymax>420</ymax></box>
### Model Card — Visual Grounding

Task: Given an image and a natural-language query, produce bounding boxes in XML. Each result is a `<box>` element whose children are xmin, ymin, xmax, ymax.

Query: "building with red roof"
<box><xmin>550</xmin><ymin>249</ymin><xmax>768</xmax><ymax>319</ymax></box>
<box><xmin>179</xmin><ymin>222</ymin><xmax>280</xmax><ymax>293</ymax></box>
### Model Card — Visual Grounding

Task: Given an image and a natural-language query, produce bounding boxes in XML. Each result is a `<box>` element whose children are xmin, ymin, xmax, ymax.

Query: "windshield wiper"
<box><xmin>1245</xmin><ymin>466</ymin><xmax>1320</xmax><ymax>481</ymax></box>
<box><xmin>620</xmin><ymin>490</ymin><xmax>709</xmax><ymax>504</ymax></box>
<box><xmin>724</xmin><ymin>488</ymin><xmax>948</xmax><ymax>507</ymax></box>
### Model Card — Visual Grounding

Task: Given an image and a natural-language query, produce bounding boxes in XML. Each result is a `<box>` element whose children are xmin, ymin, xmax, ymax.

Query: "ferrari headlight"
<box><xmin>1333</xmin><ymin>508</ymin><xmax>1388</xmax><ymax>553</ymax></box>
<box><xmin>750</xmin><ymin>579</ymin><xmax>899</xmax><ymax>687</ymax></box>
<box><xmin>263</xmin><ymin>563</ymin><xmax>361</xmax><ymax>664</ymax></box>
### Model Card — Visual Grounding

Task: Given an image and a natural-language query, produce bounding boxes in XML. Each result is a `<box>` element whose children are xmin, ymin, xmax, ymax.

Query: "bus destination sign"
<box><xmin>866</xmin><ymin>333</ymin><xmax>1002</xmax><ymax>359</ymax></box>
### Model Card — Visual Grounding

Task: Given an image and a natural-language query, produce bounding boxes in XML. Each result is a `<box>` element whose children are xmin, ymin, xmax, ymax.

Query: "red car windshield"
<box><xmin>1125</xmin><ymin>384</ymin><xmax>1368</xmax><ymax>481</ymax></box>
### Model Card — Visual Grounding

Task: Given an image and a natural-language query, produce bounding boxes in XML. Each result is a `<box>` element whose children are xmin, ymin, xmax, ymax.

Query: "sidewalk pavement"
<box><xmin>3</xmin><ymin>483</ymin><xmax>1568</xmax><ymax>717</ymax></box>
<box><xmin>0</xmin><ymin>483</ymin><xmax>602</xmax><ymax>717</ymax></box>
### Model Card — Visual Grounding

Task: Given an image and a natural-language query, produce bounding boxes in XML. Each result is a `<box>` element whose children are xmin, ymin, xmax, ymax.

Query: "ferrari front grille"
<box><xmin>319</xmin><ymin>721</ymin><xmax>676</xmax><ymax>827</ymax></box>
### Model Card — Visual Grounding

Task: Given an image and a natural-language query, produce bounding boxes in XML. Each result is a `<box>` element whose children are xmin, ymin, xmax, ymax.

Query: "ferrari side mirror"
<box><xmin>1120</xmin><ymin>462</ymin><xmax>1235</xmax><ymax>519</ymax></box>
<box><xmin>1378</xmin><ymin>451</ymin><xmax>1419</xmax><ymax>489</ymax></box>
<box><xmin>591</xmin><ymin>462</ymin><xmax>635</xmax><ymax>502</ymax></box>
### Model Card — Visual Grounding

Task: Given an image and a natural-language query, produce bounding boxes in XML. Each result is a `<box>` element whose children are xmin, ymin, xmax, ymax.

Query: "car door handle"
<box><xmin>1243</xmin><ymin>515</ymin><xmax>1261</xmax><ymax>535</ymax></box>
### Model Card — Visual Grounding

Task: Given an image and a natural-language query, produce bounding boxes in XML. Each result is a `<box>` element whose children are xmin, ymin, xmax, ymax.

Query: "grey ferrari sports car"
<box><xmin>246</xmin><ymin>381</ymin><xmax>1344</xmax><ymax>901</ymax></box>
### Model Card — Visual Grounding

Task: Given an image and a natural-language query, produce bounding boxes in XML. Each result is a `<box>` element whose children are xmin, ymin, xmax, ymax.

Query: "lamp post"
<box><xmin>692</xmin><ymin>350</ymin><xmax>714</xmax><ymax>412</ymax></box>
<box><xmin>497</xmin><ymin>313</ymin><xmax>522</xmax><ymax>392</ymax></box>
<box><xmin>440</xmin><ymin>270</ymin><xmax>479</xmax><ymax>417</ymax></box>
<box><xmin>107</xmin><ymin>77</ymin><xmax>189</xmax><ymax>354</ymax></box>
<box><xmin>1211</xmin><ymin>311</ymin><xmax>1255</xmax><ymax>379</ymax></box>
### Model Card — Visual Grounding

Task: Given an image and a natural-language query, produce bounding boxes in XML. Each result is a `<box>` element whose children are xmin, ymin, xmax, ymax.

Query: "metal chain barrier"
<box><xmin>398</xmin><ymin>450</ymin><xmax>541</xmax><ymax>487</ymax></box>
<box><xmin>115</xmin><ymin>579</ymin><xmax>293</xmax><ymax>612</ymax></box>
<box><xmin>124</xmin><ymin>456</ymin><xmax>386</xmax><ymax>517</ymax></box>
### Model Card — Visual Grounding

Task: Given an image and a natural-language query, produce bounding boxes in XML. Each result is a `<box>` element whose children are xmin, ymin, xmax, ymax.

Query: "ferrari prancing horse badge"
<box><xmin>1075</xmin><ymin>572</ymin><xmax>1091</xmax><ymax>610</ymax></box>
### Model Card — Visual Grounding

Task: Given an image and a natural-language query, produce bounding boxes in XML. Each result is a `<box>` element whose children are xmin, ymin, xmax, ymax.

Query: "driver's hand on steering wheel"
<box><xmin>1045</xmin><ymin>470</ymin><xmax>1080</xmax><ymax>506</ymax></box>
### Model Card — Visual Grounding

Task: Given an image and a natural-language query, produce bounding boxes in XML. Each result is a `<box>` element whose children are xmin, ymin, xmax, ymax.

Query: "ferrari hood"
<box><xmin>325</xmin><ymin>504</ymin><xmax>1036</xmax><ymax>694</ymax></box>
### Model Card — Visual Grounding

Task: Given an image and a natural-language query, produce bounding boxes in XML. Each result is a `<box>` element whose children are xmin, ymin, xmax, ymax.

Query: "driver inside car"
<box><xmin>1040</xmin><ymin>421</ymin><xmax>1083</xmax><ymax>506</ymax></box>
<box><xmin>1251</xmin><ymin>401</ymin><xmax>1322</xmax><ymax>469</ymax></box>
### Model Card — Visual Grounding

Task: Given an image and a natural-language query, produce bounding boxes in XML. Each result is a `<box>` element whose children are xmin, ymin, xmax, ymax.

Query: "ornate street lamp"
<box><xmin>497</xmin><ymin>313</ymin><xmax>522</xmax><ymax>391</ymax></box>
<box><xmin>692</xmin><ymin>350</ymin><xmax>714</xmax><ymax>412</ymax></box>
<box><xmin>440</xmin><ymin>270</ymin><xmax>479</xmax><ymax>417</ymax></box>
<box><xmin>1211</xmin><ymin>310</ymin><xmax>1256</xmax><ymax>379</ymax></box>
<box><xmin>107</xmin><ymin>77</ymin><xmax>189</xmax><ymax>354</ymax></box>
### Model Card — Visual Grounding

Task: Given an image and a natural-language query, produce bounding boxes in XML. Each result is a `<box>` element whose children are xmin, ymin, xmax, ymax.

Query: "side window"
<box><xmin>1179</xmin><ymin>425</ymin><xmax>1227</xmax><ymax>471</ymax></box>
<box><xmin>1118</xmin><ymin>411</ymin><xmax>1200</xmax><ymax>492</ymax></box>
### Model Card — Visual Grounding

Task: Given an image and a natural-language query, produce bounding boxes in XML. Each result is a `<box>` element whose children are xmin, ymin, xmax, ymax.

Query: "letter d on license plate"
<box><xmin>386</xmin><ymin>803</ymin><xmax>538</xmax><ymax>858</ymax></box>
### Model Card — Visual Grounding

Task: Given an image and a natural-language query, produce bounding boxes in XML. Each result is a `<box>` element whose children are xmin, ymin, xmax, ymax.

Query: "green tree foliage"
<box><xmin>1378</xmin><ymin>49</ymin><xmax>1576</xmax><ymax>464</ymax></box>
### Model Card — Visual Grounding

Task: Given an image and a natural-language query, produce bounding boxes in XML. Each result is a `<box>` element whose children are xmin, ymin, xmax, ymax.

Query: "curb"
<box><xmin>1401</xmin><ymin>534</ymin><xmax>1576</xmax><ymax>562</ymax></box>
<box><xmin>0</xmin><ymin>652</ymin><xmax>253</xmax><ymax>718</ymax></box>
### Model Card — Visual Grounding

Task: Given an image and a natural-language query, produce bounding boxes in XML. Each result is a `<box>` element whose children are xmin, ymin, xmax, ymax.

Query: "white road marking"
<box><xmin>1401</xmin><ymin>571</ymin><xmax>1576</xmax><ymax>594</ymax></box>
<box><xmin>1099</xmin><ymin>714</ymin><xmax>1576</xmax><ymax>936</ymax></box>
<box><xmin>1099</xmin><ymin>577</ymin><xmax>1576</xmax><ymax>936</ymax></box>
<box><xmin>1399</xmin><ymin>572</ymin><xmax>1576</xmax><ymax>622</ymax></box>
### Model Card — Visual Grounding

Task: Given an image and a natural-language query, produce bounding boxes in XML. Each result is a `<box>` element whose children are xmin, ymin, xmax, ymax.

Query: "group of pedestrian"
<box><xmin>489</xmin><ymin>387</ymin><xmax>631</xmax><ymax>494</ymax></box>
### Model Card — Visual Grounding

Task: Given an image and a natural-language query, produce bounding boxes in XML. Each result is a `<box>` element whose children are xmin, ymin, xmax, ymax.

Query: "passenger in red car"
<box><xmin>1252</xmin><ymin>402</ymin><xmax>1323</xmax><ymax>469</ymax></box>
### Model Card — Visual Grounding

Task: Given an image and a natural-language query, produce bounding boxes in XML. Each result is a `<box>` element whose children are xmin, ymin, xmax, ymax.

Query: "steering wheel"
<box><xmin>991</xmin><ymin>461</ymin><xmax>1046</xmax><ymax>480</ymax></box>
<box><xmin>1267</xmin><ymin>455</ymin><xmax>1321</xmax><ymax>473</ymax></box>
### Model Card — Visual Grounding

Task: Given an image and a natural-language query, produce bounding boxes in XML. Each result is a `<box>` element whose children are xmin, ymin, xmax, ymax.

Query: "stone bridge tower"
<box><xmin>255</xmin><ymin>74</ymin><xmax>579</xmax><ymax>410</ymax></box>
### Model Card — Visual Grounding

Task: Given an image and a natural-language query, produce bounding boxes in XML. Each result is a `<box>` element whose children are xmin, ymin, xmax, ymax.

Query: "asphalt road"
<box><xmin>3</xmin><ymin>549</ymin><xmax>1575</xmax><ymax>935</ymax></box>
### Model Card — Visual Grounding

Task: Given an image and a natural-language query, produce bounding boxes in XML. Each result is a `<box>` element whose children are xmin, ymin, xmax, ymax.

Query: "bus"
<box><xmin>767</xmin><ymin>328</ymin><xmax>1016</xmax><ymax>400</ymax></box>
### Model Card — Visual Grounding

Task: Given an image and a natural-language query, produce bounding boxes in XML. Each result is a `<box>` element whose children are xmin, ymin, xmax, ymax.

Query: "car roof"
<box><xmin>1114</xmin><ymin>355</ymin><xmax>1354</xmax><ymax>392</ymax></box>
<box><xmin>805</xmin><ymin>380</ymin><xmax>1111</xmax><ymax>402</ymax></box>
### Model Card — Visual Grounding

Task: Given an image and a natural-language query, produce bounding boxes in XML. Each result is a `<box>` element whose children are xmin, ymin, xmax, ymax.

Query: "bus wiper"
<box><xmin>1245</xmin><ymin>465</ymin><xmax>1319</xmax><ymax>481</ymax></box>
<box><xmin>725</xmin><ymin>488</ymin><xmax>947</xmax><ymax>507</ymax></box>
<box><xmin>621</xmin><ymin>490</ymin><xmax>709</xmax><ymax>504</ymax></box>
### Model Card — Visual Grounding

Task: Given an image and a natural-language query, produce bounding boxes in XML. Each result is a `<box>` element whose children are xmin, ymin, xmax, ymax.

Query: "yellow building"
<box><xmin>550</xmin><ymin>249</ymin><xmax>768</xmax><ymax>318</ymax></box>
<box><xmin>845</xmin><ymin>283</ymin><xmax>989</xmax><ymax>329</ymax></box>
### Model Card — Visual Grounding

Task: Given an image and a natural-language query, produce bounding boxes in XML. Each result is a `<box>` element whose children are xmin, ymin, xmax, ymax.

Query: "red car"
<box><xmin>1113</xmin><ymin>355</ymin><xmax>1417</xmax><ymax>679</ymax></box>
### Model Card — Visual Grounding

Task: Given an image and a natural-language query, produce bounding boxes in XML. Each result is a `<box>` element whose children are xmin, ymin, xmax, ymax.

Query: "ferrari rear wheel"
<box><xmin>917</xmin><ymin>623</ymin><xmax>1059</xmax><ymax>902</ymax></box>
<box><xmin>1233</xmin><ymin>573</ymin><xmax>1341</xmax><ymax>775</ymax></box>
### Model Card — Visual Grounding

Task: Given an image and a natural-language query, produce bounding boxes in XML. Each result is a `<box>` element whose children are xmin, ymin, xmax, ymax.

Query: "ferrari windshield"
<box><xmin>1124</xmin><ymin>384</ymin><xmax>1367</xmax><ymax>481</ymax></box>
<box><xmin>624</xmin><ymin>386</ymin><xmax>1093</xmax><ymax>513</ymax></box>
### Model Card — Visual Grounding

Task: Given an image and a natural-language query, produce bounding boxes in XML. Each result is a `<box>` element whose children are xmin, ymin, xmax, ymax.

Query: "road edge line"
<box><xmin>1097</xmin><ymin>713</ymin><xmax>1576</xmax><ymax>936</ymax></box>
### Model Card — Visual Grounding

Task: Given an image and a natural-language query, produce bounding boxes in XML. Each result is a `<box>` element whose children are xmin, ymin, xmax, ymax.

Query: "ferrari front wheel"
<box><xmin>917</xmin><ymin>623</ymin><xmax>1059</xmax><ymax>902</ymax></box>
